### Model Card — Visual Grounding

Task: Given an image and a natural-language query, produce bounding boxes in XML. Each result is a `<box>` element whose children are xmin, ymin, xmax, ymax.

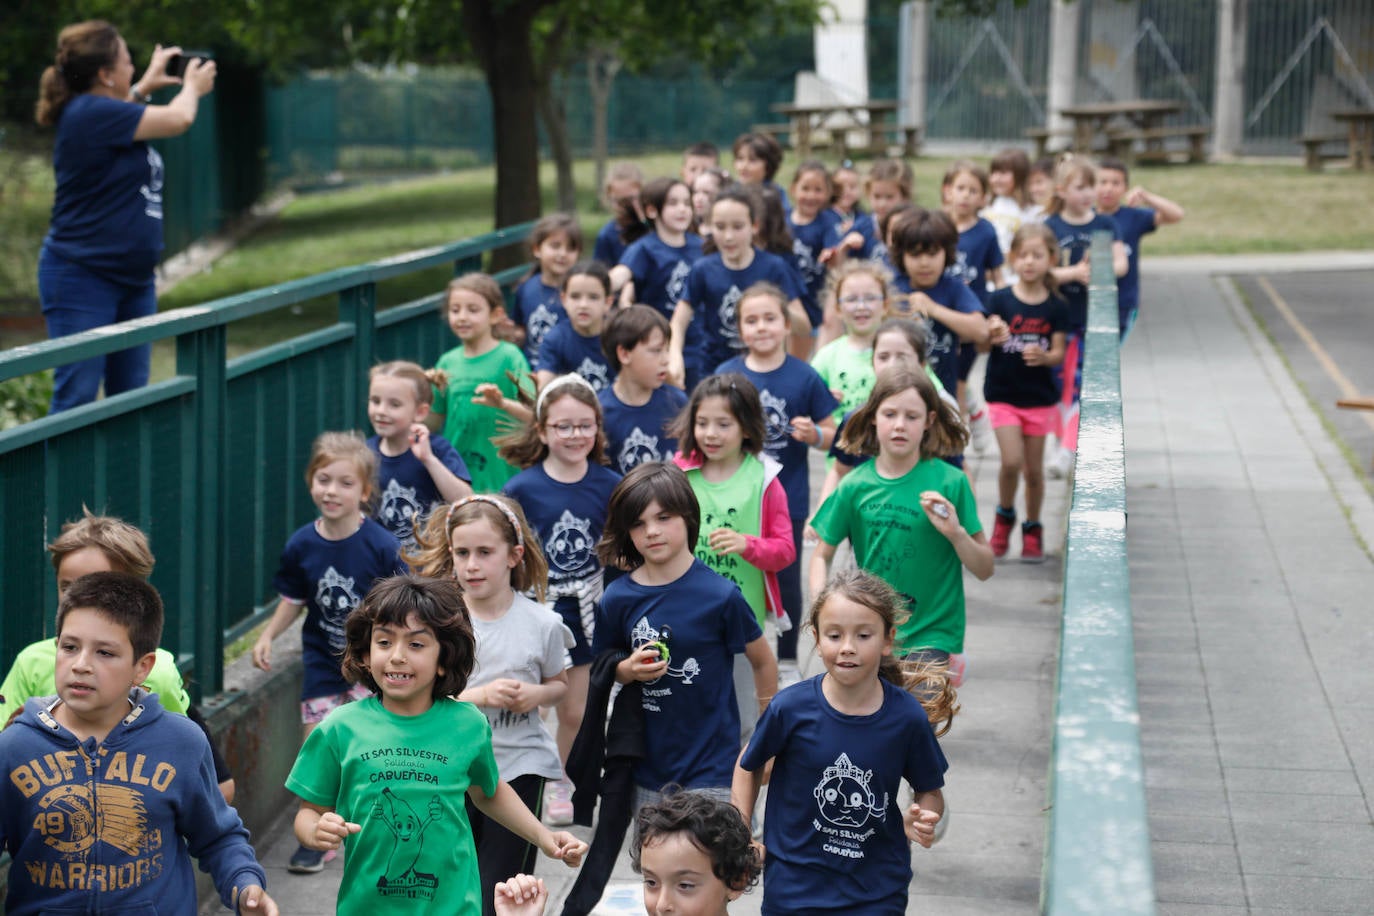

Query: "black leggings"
<box><xmin>467</xmin><ymin>773</ymin><xmax>545</xmax><ymax>916</ymax></box>
<box><xmin>775</xmin><ymin>517</ymin><xmax>806</xmax><ymax>661</ymax></box>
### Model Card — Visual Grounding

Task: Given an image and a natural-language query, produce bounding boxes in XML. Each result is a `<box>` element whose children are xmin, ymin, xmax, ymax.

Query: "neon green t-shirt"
<box><xmin>687</xmin><ymin>455</ymin><xmax>767</xmax><ymax>627</ymax></box>
<box><xmin>0</xmin><ymin>639</ymin><xmax>190</xmax><ymax>723</ymax></box>
<box><xmin>811</xmin><ymin>457</ymin><xmax>982</xmax><ymax>654</ymax></box>
<box><xmin>286</xmin><ymin>696</ymin><xmax>500</xmax><ymax>916</ymax></box>
<box><xmin>810</xmin><ymin>336</ymin><xmax>875</xmax><ymax>423</ymax></box>
<box><xmin>435</xmin><ymin>341</ymin><xmax>531</xmax><ymax>494</ymax></box>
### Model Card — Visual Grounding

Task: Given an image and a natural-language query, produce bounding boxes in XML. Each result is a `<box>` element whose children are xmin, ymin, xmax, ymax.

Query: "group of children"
<box><xmin>0</xmin><ymin>134</ymin><xmax>1183</xmax><ymax>916</ymax></box>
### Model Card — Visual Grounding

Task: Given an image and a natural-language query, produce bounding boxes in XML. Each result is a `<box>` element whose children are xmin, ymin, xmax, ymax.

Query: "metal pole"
<box><xmin>1047</xmin><ymin>0</ymin><xmax>1082</xmax><ymax>136</ymax></box>
<box><xmin>1213</xmin><ymin>0</ymin><xmax>1248</xmax><ymax>157</ymax></box>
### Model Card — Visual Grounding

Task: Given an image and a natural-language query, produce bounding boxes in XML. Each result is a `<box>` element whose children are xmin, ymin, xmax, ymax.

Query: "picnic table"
<box><xmin>764</xmin><ymin>99</ymin><xmax>919</xmax><ymax>159</ymax></box>
<box><xmin>1057</xmin><ymin>100</ymin><xmax>1205</xmax><ymax>163</ymax></box>
<box><xmin>1330</xmin><ymin>108</ymin><xmax>1374</xmax><ymax>170</ymax></box>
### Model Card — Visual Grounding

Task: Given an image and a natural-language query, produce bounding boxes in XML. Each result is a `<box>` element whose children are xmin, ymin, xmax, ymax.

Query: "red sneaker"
<box><xmin>990</xmin><ymin>511</ymin><xmax>1016</xmax><ymax>558</ymax></box>
<box><xmin>1021</xmin><ymin>522</ymin><xmax>1045</xmax><ymax>563</ymax></box>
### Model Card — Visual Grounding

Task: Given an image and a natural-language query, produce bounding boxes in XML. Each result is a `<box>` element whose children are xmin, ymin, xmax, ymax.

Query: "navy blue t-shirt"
<box><xmin>716</xmin><ymin>355</ymin><xmax>838</xmax><ymax>519</ymax></box>
<box><xmin>891</xmin><ymin>272</ymin><xmax>985</xmax><ymax>394</ymax></box>
<box><xmin>740</xmin><ymin>676</ymin><xmax>947</xmax><ymax>916</ymax></box>
<box><xmin>510</xmin><ymin>274</ymin><xmax>567</xmax><ymax>363</ymax></box>
<box><xmin>593</xmin><ymin>219</ymin><xmax>626</xmax><ymax>266</ymax></box>
<box><xmin>788</xmin><ymin>209</ymin><xmax>844</xmax><ymax>326</ymax></box>
<box><xmin>984</xmin><ymin>287</ymin><xmax>1070</xmax><ymax>408</ymax></box>
<box><xmin>273</xmin><ymin>518</ymin><xmax>407</xmax><ymax>700</ymax></box>
<box><xmin>1044</xmin><ymin>212</ymin><xmax>1121</xmax><ymax>332</ymax></box>
<box><xmin>599</xmin><ymin>385</ymin><xmax>688</xmax><ymax>475</ymax></box>
<box><xmin>535</xmin><ymin>321</ymin><xmax>614</xmax><ymax>391</ymax></box>
<box><xmin>44</xmin><ymin>94</ymin><xmax>164</xmax><ymax>286</ymax></box>
<box><xmin>1107</xmin><ymin>206</ymin><xmax>1157</xmax><ymax>319</ymax></box>
<box><xmin>948</xmin><ymin>217</ymin><xmax>1004</xmax><ymax>307</ymax></box>
<box><xmin>594</xmin><ymin>560</ymin><xmax>762</xmax><ymax>790</ymax></box>
<box><xmin>619</xmin><ymin>232</ymin><xmax>703</xmax><ymax>319</ymax></box>
<box><xmin>684</xmin><ymin>250</ymin><xmax>805</xmax><ymax>372</ymax></box>
<box><xmin>366</xmin><ymin>434</ymin><xmax>471</xmax><ymax>546</ymax></box>
<box><xmin>503</xmin><ymin>463</ymin><xmax>621</xmax><ymax>591</ymax></box>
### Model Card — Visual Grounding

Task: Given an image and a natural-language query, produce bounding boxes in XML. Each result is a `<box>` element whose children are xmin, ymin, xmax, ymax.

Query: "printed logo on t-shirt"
<box><xmin>946</xmin><ymin>249</ymin><xmax>973</xmax><ymax>286</ymax></box>
<box><xmin>718</xmin><ymin>285</ymin><xmax>743</xmax><ymax>346</ymax></box>
<box><xmin>526</xmin><ymin>304</ymin><xmax>559</xmax><ymax>354</ymax></box>
<box><xmin>1001</xmin><ymin>313</ymin><xmax>1053</xmax><ymax>355</ymax></box>
<box><xmin>10</xmin><ymin>750</ymin><xmax>175</xmax><ymax>891</ymax></box>
<box><xmin>793</xmin><ymin>237</ymin><xmax>818</xmax><ymax>283</ymax></box>
<box><xmin>631</xmin><ymin>618</ymin><xmax>700</xmax><ymax>705</ymax></box>
<box><xmin>575</xmin><ymin>357</ymin><xmax>611</xmax><ymax>392</ymax></box>
<box><xmin>759</xmin><ymin>388</ymin><xmax>790</xmax><ymax>453</ymax></box>
<box><xmin>697</xmin><ymin>509</ymin><xmax>746</xmax><ymax>586</ymax></box>
<box><xmin>547</xmin><ymin>510</ymin><xmax>594</xmax><ymax>574</ymax></box>
<box><xmin>812</xmin><ymin>752</ymin><xmax>888</xmax><ymax>859</ymax></box>
<box><xmin>666</xmin><ymin>260</ymin><xmax>692</xmax><ymax>304</ymax></box>
<box><xmin>141</xmin><ymin>148</ymin><xmax>164</xmax><ymax>220</ymax></box>
<box><xmin>378</xmin><ymin>478</ymin><xmax>423</xmax><ymax>542</ymax></box>
<box><xmin>373</xmin><ymin>787</ymin><xmax>441</xmax><ymax>898</ymax></box>
<box><xmin>316</xmin><ymin>567</ymin><xmax>361</xmax><ymax>649</ymax></box>
<box><xmin>616</xmin><ymin>427</ymin><xmax>662</xmax><ymax>474</ymax></box>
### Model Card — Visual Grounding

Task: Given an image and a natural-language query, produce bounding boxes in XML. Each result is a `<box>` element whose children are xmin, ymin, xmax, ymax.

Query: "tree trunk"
<box><xmin>537</xmin><ymin>76</ymin><xmax>577</xmax><ymax>212</ymax></box>
<box><xmin>587</xmin><ymin>50</ymin><xmax>622</xmax><ymax>204</ymax></box>
<box><xmin>463</xmin><ymin>1</ymin><xmax>545</xmax><ymax>269</ymax></box>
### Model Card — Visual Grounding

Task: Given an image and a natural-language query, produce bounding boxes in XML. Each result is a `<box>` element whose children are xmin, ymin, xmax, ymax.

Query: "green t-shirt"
<box><xmin>286</xmin><ymin>696</ymin><xmax>501</xmax><ymax>916</ymax></box>
<box><xmin>810</xmin><ymin>336</ymin><xmax>876</xmax><ymax>423</ymax></box>
<box><xmin>435</xmin><ymin>341</ymin><xmax>531</xmax><ymax>494</ymax></box>
<box><xmin>0</xmin><ymin>639</ymin><xmax>190</xmax><ymax>723</ymax></box>
<box><xmin>687</xmin><ymin>455</ymin><xmax>766</xmax><ymax>627</ymax></box>
<box><xmin>811</xmin><ymin>458</ymin><xmax>982</xmax><ymax>654</ymax></box>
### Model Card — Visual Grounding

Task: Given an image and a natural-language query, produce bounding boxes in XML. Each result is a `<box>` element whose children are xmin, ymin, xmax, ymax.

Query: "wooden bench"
<box><xmin>1298</xmin><ymin>134</ymin><xmax>1348</xmax><ymax>172</ymax></box>
<box><xmin>1107</xmin><ymin>125</ymin><xmax>1209</xmax><ymax>164</ymax></box>
<box><xmin>755</xmin><ymin>122</ymin><xmax>920</xmax><ymax>158</ymax></box>
<box><xmin>1024</xmin><ymin>126</ymin><xmax>1072</xmax><ymax>159</ymax></box>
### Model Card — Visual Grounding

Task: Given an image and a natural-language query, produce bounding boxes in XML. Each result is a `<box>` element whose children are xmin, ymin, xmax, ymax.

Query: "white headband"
<box><xmin>535</xmin><ymin>373</ymin><xmax>597</xmax><ymax>423</ymax></box>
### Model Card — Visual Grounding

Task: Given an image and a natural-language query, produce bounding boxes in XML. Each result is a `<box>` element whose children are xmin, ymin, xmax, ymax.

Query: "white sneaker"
<box><xmin>968</xmin><ymin>407</ymin><xmax>993</xmax><ymax>454</ymax></box>
<box><xmin>778</xmin><ymin>661</ymin><xmax>802</xmax><ymax>689</ymax></box>
<box><xmin>1046</xmin><ymin>446</ymin><xmax>1075</xmax><ymax>480</ymax></box>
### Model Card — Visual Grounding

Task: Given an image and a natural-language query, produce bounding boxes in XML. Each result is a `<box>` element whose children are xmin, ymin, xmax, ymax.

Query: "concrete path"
<box><xmin>1123</xmin><ymin>264</ymin><xmax>1374</xmax><ymax>915</ymax></box>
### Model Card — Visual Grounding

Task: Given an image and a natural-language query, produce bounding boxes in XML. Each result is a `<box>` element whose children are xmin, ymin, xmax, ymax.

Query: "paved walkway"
<box><xmin>236</xmin><ymin>253</ymin><xmax>1374</xmax><ymax>915</ymax></box>
<box><xmin>1124</xmin><ymin>262</ymin><xmax>1374</xmax><ymax>915</ymax></box>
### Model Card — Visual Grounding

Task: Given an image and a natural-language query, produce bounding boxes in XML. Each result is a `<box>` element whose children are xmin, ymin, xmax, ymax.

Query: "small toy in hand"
<box><xmin>931</xmin><ymin>503</ymin><xmax>950</xmax><ymax>519</ymax></box>
<box><xmin>647</xmin><ymin>625</ymin><xmax>672</xmax><ymax>664</ymax></box>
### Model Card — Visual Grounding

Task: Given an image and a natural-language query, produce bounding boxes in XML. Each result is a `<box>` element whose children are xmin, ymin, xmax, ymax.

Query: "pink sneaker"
<box><xmin>544</xmin><ymin>778</ymin><xmax>574</xmax><ymax>827</ymax></box>
<box><xmin>990</xmin><ymin>510</ymin><xmax>1016</xmax><ymax>558</ymax></box>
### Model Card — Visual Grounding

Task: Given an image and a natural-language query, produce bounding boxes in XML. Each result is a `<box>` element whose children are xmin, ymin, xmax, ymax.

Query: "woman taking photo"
<box><xmin>35</xmin><ymin>20</ymin><xmax>216</xmax><ymax>413</ymax></box>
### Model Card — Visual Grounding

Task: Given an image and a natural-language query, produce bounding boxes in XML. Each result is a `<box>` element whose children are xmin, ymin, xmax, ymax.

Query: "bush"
<box><xmin>0</xmin><ymin>371</ymin><xmax>53</xmax><ymax>429</ymax></box>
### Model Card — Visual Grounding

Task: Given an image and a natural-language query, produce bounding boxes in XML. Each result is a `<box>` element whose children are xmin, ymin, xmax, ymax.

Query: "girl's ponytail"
<box><xmin>35</xmin><ymin>20</ymin><xmax>121</xmax><ymax>127</ymax></box>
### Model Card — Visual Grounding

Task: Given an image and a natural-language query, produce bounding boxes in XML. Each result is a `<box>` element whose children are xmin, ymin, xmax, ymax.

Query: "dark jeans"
<box><xmin>776</xmin><ymin>517</ymin><xmax>806</xmax><ymax>661</ymax></box>
<box><xmin>467</xmin><ymin>772</ymin><xmax>545</xmax><ymax>916</ymax></box>
<box><xmin>39</xmin><ymin>247</ymin><xmax>156</xmax><ymax>413</ymax></box>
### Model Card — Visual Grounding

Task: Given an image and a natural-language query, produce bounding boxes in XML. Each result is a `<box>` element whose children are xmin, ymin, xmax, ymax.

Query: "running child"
<box><xmin>669</xmin><ymin>185</ymin><xmax>804</xmax><ymax>390</ymax></box>
<box><xmin>494</xmin><ymin>791</ymin><xmax>762</xmax><ymax>916</ymax></box>
<box><xmin>669</xmin><ymin>373</ymin><xmax>795</xmax><ymax>731</ymax></box>
<box><xmin>253</xmin><ymin>431</ymin><xmax>407</xmax><ymax>874</ymax></box>
<box><xmin>692</xmin><ymin>167</ymin><xmax>730</xmax><ymax>238</ymax></box>
<box><xmin>407</xmin><ymin>497</ymin><xmax>574</xmax><ymax>916</ymax></box>
<box><xmin>611</xmin><ymin>177</ymin><xmax>703</xmax><ymax>316</ymax></box>
<box><xmin>0</xmin><ymin>573</ymin><xmax>277</xmax><ymax>915</ymax></box>
<box><xmin>810</xmin><ymin>261</ymin><xmax>890</xmax><ymax>426</ymax></box>
<box><xmin>984</xmin><ymin>224</ymin><xmax>1068</xmax><ymax>564</ymax></box>
<box><xmin>599</xmin><ymin>305</ymin><xmax>689</xmax><ymax>475</ymax></box>
<box><xmin>682</xmin><ymin>141</ymin><xmax>721</xmax><ymax>185</ymax></box>
<box><xmin>431</xmin><ymin>272</ymin><xmax>532</xmax><ymax>493</ymax></box>
<box><xmin>830</xmin><ymin>160</ymin><xmax>864</xmax><ymax>231</ymax></box>
<box><xmin>810</xmin><ymin>370</ymin><xmax>993</xmax><ymax>663</ymax></box>
<box><xmin>785</xmin><ymin>160</ymin><xmax>843</xmax><ymax>343</ymax></box>
<box><xmin>731</xmin><ymin>131</ymin><xmax>790</xmax><ymax>210</ymax></box>
<box><xmin>499</xmin><ymin>374</ymin><xmax>622</xmax><ymax>819</ymax></box>
<box><xmin>834</xmin><ymin>158</ymin><xmax>914</xmax><ymax>267</ymax></box>
<box><xmin>535</xmin><ymin>261</ymin><xmax>614</xmax><ymax>392</ymax></box>
<box><xmin>715</xmin><ymin>284</ymin><xmax>838</xmax><ymax>673</ymax></box>
<box><xmin>1027</xmin><ymin>156</ymin><xmax>1055</xmax><ymax>218</ymax></box>
<box><xmin>286</xmin><ymin>575</ymin><xmax>586</xmax><ymax>915</ymax></box>
<box><xmin>890</xmin><ymin>208</ymin><xmax>990</xmax><ymax>397</ymax></box>
<box><xmin>593</xmin><ymin>162</ymin><xmax>644</xmax><ymax>266</ymax></box>
<box><xmin>1093</xmin><ymin>156</ymin><xmax>1185</xmax><ymax>340</ymax></box>
<box><xmin>982</xmin><ymin>147</ymin><xmax>1035</xmax><ymax>261</ymax></box>
<box><xmin>734</xmin><ymin>568</ymin><xmax>953</xmax><ymax>916</ymax></box>
<box><xmin>508</xmin><ymin>214</ymin><xmax>583</xmax><ymax>363</ymax></box>
<box><xmin>367</xmin><ymin>360</ymin><xmax>473</xmax><ymax>547</ymax></box>
<box><xmin>1043</xmin><ymin>156</ymin><xmax>1127</xmax><ymax>478</ymax></box>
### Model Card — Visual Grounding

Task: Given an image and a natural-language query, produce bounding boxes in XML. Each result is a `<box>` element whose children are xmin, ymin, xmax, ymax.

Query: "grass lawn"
<box><xmin>4</xmin><ymin>147</ymin><xmax>1374</xmax><ymax>370</ymax></box>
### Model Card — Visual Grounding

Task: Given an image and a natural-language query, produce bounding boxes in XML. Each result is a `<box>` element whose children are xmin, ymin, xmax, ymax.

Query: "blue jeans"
<box><xmin>39</xmin><ymin>247</ymin><xmax>156</xmax><ymax>413</ymax></box>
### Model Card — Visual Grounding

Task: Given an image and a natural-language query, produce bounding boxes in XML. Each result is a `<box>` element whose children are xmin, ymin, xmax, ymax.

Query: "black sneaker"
<box><xmin>288</xmin><ymin>844</ymin><xmax>326</xmax><ymax>874</ymax></box>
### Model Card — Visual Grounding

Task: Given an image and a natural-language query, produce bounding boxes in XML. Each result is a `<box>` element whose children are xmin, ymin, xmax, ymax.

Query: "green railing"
<box><xmin>1042</xmin><ymin>231</ymin><xmax>1154</xmax><ymax>913</ymax></box>
<box><xmin>0</xmin><ymin>222</ymin><xmax>534</xmax><ymax>700</ymax></box>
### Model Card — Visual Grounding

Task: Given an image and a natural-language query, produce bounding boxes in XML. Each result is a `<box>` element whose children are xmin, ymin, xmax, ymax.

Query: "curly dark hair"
<box><xmin>341</xmin><ymin>574</ymin><xmax>475</xmax><ymax>700</ymax></box>
<box><xmin>631</xmin><ymin>788</ymin><xmax>761</xmax><ymax>894</ymax></box>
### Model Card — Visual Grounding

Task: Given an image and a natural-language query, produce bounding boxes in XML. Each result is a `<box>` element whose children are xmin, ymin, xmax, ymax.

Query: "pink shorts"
<box><xmin>988</xmin><ymin>402</ymin><xmax>1060</xmax><ymax>438</ymax></box>
<box><xmin>301</xmin><ymin>683</ymin><xmax>372</xmax><ymax>725</ymax></box>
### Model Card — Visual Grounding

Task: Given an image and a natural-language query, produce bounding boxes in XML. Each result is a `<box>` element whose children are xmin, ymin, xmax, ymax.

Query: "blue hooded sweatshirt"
<box><xmin>0</xmin><ymin>687</ymin><xmax>266</xmax><ymax>915</ymax></box>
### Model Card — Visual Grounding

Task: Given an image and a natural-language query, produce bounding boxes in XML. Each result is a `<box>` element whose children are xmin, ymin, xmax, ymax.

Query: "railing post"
<box><xmin>454</xmin><ymin>254</ymin><xmax>482</xmax><ymax>276</ymax></box>
<box><xmin>339</xmin><ymin>280</ymin><xmax>377</xmax><ymax>430</ymax></box>
<box><xmin>176</xmin><ymin>324</ymin><xmax>228</xmax><ymax>698</ymax></box>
